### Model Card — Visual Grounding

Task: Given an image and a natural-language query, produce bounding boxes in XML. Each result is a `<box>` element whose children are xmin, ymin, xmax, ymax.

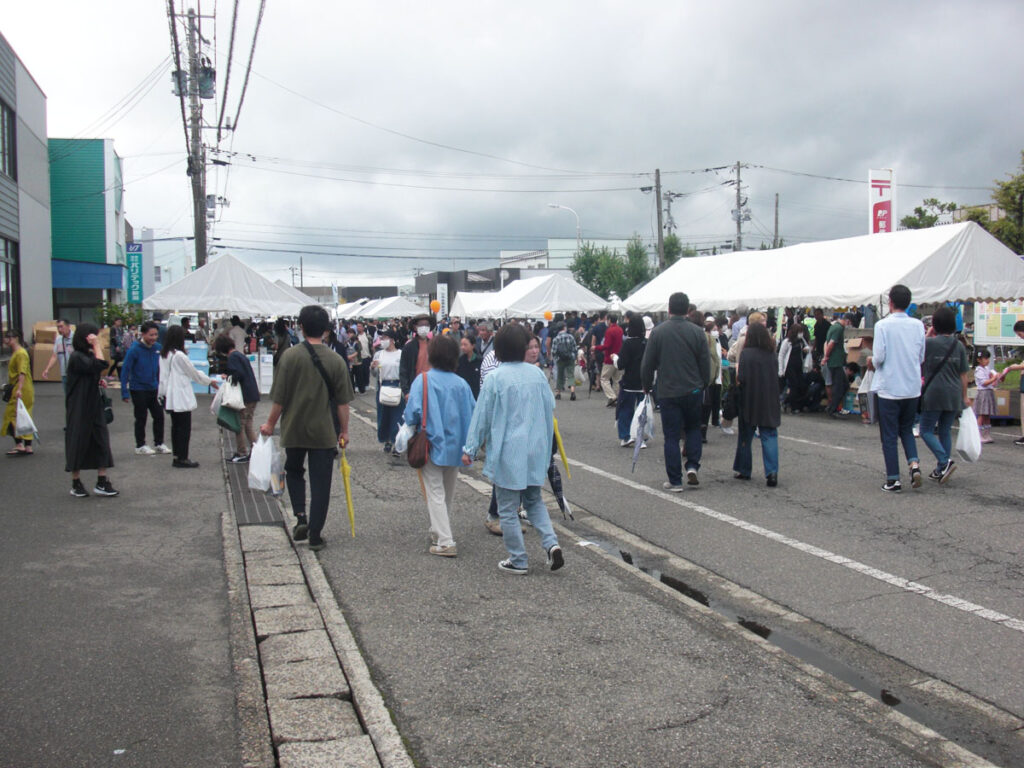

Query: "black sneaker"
<box><xmin>383</xmin><ymin>442</ymin><xmax>392</xmax><ymax>453</ymax></box>
<box><xmin>555</xmin><ymin>392</ymin><xmax>561</xmax><ymax>400</ymax></box>
<box><xmin>1014</xmin><ymin>437</ymin><xmax>1024</xmax><ymax>446</ymax></box>
<box><xmin>229</xmin><ymin>453</ymin><xmax>249</xmax><ymax>463</ymax></box>
<box><xmin>570</xmin><ymin>392</ymin><xmax>576</xmax><ymax>401</ymax></box>
<box><xmin>70</xmin><ymin>479</ymin><xmax>89</xmax><ymax>498</ymax></box>
<box><xmin>546</xmin><ymin>545</ymin><xmax>565</xmax><ymax>571</ymax></box>
<box><xmin>308</xmin><ymin>536</ymin><xmax>326</xmax><ymax>552</ymax></box>
<box><xmin>881</xmin><ymin>480</ymin><xmax>902</xmax><ymax>493</ymax></box>
<box><xmin>686</xmin><ymin>469</ymin><xmax>699</xmax><ymax>486</ymax></box>
<box><xmin>94</xmin><ymin>479</ymin><xmax>119</xmax><ymax>497</ymax></box>
<box><xmin>172</xmin><ymin>459</ymin><xmax>200</xmax><ymax>468</ymax></box>
<box><xmin>928</xmin><ymin>468</ymin><xmax>943</xmax><ymax>481</ymax></box>
<box><xmin>938</xmin><ymin>459</ymin><xmax>957</xmax><ymax>484</ymax></box>
<box><xmin>910</xmin><ymin>466</ymin><xmax>922</xmax><ymax>489</ymax></box>
<box><xmin>292</xmin><ymin>518</ymin><xmax>309</xmax><ymax>541</ymax></box>
<box><xmin>498</xmin><ymin>559</ymin><xmax>528</xmax><ymax>575</ymax></box>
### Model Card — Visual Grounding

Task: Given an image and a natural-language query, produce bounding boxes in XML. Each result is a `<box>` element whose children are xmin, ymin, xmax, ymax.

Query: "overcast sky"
<box><xmin>5</xmin><ymin>1</ymin><xmax>1023</xmax><ymax>288</ymax></box>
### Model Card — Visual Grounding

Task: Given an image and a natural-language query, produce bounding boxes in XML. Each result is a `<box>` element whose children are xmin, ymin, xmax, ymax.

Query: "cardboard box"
<box><xmin>33</xmin><ymin>322</ymin><xmax>59</xmax><ymax>345</ymax></box>
<box><xmin>31</xmin><ymin>343</ymin><xmax>53</xmax><ymax>381</ymax></box>
<box><xmin>995</xmin><ymin>389</ymin><xmax>1012</xmax><ymax>417</ymax></box>
<box><xmin>845</xmin><ymin>336</ymin><xmax>873</xmax><ymax>368</ymax></box>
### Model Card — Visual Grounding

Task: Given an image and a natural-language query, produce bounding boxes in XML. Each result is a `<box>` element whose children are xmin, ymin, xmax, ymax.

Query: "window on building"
<box><xmin>0</xmin><ymin>239</ymin><xmax>20</xmax><ymax>336</ymax></box>
<box><xmin>0</xmin><ymin>102</ymin><xmax>15</xmax><ymax>180</ymax></box>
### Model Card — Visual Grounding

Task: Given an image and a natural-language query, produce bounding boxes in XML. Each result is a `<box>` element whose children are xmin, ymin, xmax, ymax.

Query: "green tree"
<box><xmin>758</xmin><ymin>238</ymin><xmax>785</xmax><ymax>250</ymax></box>
<box><xmin>661</xmin><ymin>233</ymin><xmax>697</xmax><ymax>269</ymax></box>
<box><xmin>623</xmin><ymin>235</ymin><xmax>652</xmax><ymax>294</ymax></box>
<box><xmin>988</xmin><ymin>151</ymin><xmax>1024</xmax><ymax>254</ymax></box>
<box><xmin>95</xmin><ymin>300</ymin><xmax>144</xmax><ymax>327</ymax></box>
<box><xmin>570</xmin><ymin>241</ymin><xmax>604</xmax><ymax>293</ymax></box>
<box><xmin>900</xmin><ymin>198</ymin><xmax>957</xmax><ymax>229</ymax></box>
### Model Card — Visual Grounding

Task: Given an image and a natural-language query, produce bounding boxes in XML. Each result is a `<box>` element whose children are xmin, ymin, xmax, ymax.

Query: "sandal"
<box><xmin>6</xmin><ymin>449</ymin><xmax>28</xmax><ymax>457</ymax></box>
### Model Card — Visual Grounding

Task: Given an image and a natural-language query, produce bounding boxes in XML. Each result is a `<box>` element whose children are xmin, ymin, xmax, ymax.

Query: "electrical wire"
<box><xmin>166</xmin><ymin>0</ymin><xmax>192</xmax><ymax>158</ymax></box>
<box><xmin>230</xmin><ymin>0</ymin><xmax>266</xmax><ymax>133</ymax></box>
<box><xmin>210</xmin><ymin>243</ymin><xmax>498</xmax><ymax>261</ymax></box>
<box><xmin>50</xmin><ymin>158</ymin><xmax>184</xmax><ymax>205</ymax></box>
<box><xmin>749</xmin><ymin>164</ymin><xmax>992</xmax><ymax>192</ymax></box>
<box><xmin>216</xmin><ymin>0</ymin><xmax>240</xmax><ymax>144</ymax></box>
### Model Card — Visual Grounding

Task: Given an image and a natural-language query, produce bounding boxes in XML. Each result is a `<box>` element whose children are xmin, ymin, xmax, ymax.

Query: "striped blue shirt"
<box><xmin>463</xmin><ymin>362</ymin><xmax>555</xmax><ymax>490</ymax></box>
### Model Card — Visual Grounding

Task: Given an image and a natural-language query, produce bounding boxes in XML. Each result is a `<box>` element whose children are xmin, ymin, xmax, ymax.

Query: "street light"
<box><xmin>548</xmin><ymin>203</ymin><xmax>581</xmax><ymax>256</ymax></box>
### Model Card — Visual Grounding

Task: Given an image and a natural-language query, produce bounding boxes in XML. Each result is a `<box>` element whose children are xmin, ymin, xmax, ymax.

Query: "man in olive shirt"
<box><xmin>823</xmin><ymin>313</ymin><xmax>853</xmax><ymax>417</ymax></box>
<box><xmin>261</xmin><ymin>305</ymin><xmax>353</xmax><ymax>551</ymax></box>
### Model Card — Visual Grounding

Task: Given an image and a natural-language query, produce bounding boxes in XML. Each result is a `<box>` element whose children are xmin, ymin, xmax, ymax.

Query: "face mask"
<box><xmin>417</xmin><ymin>326</ymin><xmax>429</xmax><ymax>338</ymax></box>
<box><xmin>381</xmin><ymin>338</ymin><xmax>391</xmax><ymax>349</ymax></box>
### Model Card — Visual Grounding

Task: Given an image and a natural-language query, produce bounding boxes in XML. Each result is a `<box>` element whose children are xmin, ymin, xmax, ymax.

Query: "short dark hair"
<box><xmin>231</xmin><ymin>315</ymin><xmax>242</xmax><ymax>327</ymax></box>
<box><xmin>744</xmin><ymin>321</ymin><xmax>775</xmax><ymax>353</ymax></box>
<box><xmin>889</xmin><ymin>284</ymin><xmax>912</xmax><ymax>311</ymax></box>
<box><xmin>976</xmin><ymin>349</ymin><xmax>991</xmax><ymax>362</ymax></box>
<box><xmin>162</xmin><ymin>325</ymin><xmax>185</xmax><ymax>357</ymax></box>
<box><xmin>494</xmin><ymin>323</ymin><xmax>527</xmax><ymax>363</ymax></box>
<box><xmin>931</xmin><ymin>306</ymin><xmax>956</xmax><ymax>334</ymax></box>
<box><xmin>627</xmin><ymin>316</ymin><xmax>645</xmax><ymax>338</ymax></box>
<box><xmin>140</xmin><ymin>321</ymin><xmax>159</xmax><ymax>334</ymax></box>
<box><xmin>298</xmin><ymin>305</ymin><xmax>331</xmax><ymax>338</ymax></box>
<box><xmin>180</xmin><ymin>317</ymin><xmax>190</xmax><ymax>329</ymax></box>
<box><xmin>428</xmin><ymin>334</ymin><xmax>459</xmax><ymax>372</ymax></box>
<box><xmin>1013</xmin><ymin>320</ymin><xmax>1024</xmax><ymax>334</ymax></box>
<box><xmin>3</xmin><ymin>328</ymin><xmax>24</xmax><ymax>346</ymax></box>
<box><xmin>71</xmin><ymin>322</ymin><xmax>99</xmax><ymax>354</ymax></box>
<box><xmin>668</xmin><ymin>292</ymin><xmax>689</xmax><ymax>316</ymax></box>
<box><xmin>58</xmin><ymin>318</ymin><xmax>72</xmax><ymax>326</ymax></box>
<box><xmin>845</xmin><ymin>361</ymin><xmax>861</xmax><ymax>375</ymax></box>
<box><xmin>214</xmin><ymin>335</ymin><xmax>236</xmax><ymax>355</ymax></box>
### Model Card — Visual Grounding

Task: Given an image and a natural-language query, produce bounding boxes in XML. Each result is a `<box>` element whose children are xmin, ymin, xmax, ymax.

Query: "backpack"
<box><xmin>552</xmin><ymin>331</ymin><xmax>577</xmax><ymax>362</ymax></box>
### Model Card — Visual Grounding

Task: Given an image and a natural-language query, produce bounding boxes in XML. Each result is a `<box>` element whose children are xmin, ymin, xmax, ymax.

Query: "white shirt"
<box><xmin>158</xmin><ymin>349</ymin><xmax>215</xmax><ymax>412</ymax></box>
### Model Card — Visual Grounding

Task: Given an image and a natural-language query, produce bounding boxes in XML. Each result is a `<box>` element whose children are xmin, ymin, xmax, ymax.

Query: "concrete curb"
<box><xmin>220</xmin><ymin>462</ymin><xmax>277</xmax><ymax>768</ymax></box>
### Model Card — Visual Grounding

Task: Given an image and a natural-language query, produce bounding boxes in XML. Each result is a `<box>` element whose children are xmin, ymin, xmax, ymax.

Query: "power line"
<box><xmin>165</xmin><ymin>0</ymin><xmax>192</xmax><ymax>158</ymax></box>
<box><xmin>230</xmin><ymin>0</ymin><xmax>266</xmax><ymax>133</ymax></box>
<box><xmin>211</xmin><ymin>243</ymin><xmax>499</xmax><ymax>261</ymax></box>
<box><xmin>216</xmin><ymin>0</ymin><xmax>241</xmax><ymax>144</ymax></box>
<box><xmin>749</xmin><ymin>164</ymin><xmax>991</xmax><ymax>191</ymax></box>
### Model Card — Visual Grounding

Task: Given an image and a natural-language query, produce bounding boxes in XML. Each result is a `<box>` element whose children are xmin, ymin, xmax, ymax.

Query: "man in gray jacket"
<box><xmin>641</xmin><ymin>292</ymin><xmax>711</xmax><ymax>491</ymax></box>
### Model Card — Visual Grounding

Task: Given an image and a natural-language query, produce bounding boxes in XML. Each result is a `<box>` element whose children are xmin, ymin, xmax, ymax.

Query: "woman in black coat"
<box><xmin>733</xmin><ymin>322</ymin><xmax>781</xmax><ymax>487</ymax></box>
<box><xmin>615</xmin><ymin>316</ymin><xmax>647</xmax><ymax>446</ymax></box>
<box><xmin>65</xmin><ymin>323</ymin><xmax>118</xmax><ymax>498</ymax></box>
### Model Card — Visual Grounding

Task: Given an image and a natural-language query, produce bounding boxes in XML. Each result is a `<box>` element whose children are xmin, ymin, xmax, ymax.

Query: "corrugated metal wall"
<box><xmin>0</xmin><ymin>36</ymin><xmax>18</xmax><ymax>241</ymax></box>
<box><xmin>49</xmin><ymin>138</ymin><xmax>105</xmax><ymax>263</ymax></box>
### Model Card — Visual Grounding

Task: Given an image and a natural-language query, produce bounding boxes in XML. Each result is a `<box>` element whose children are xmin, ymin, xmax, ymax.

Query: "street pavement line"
<box><xmin>569</xmin><ymin>458</ymin><xmax>1024</xmax><ymax>636</ymax></box>
<box><xmin>778</xmin><ymin>434</ymin><xmax>854</xmax><ymax>451</ymax></box>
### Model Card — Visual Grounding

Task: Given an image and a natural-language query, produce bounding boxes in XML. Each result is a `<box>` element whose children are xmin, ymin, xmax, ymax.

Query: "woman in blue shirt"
<box><xmin>462</xmin><ymin>324</ymin><xmax>565</xmax><ymax>574</ymax></box>
<box><xmin>404</xmin><ymin>335</ymin><xmax>475</xmax><ymax>558</ymax></box>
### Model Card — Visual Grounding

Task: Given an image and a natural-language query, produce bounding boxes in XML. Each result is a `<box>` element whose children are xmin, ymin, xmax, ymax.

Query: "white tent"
<box><xmin>143</xmin><ymin>253</ymin><xmax>306</xmax><ymax>316</ymax></box>
<box><xmin>354</xmin><ymin>295</ymin><xmax>426</xmax><ymax>318</ymax></box>
<box><xmin>273</xmin><ymin>280</ymin><xmax>318</xmax><ymax>306</ymax></box>
<box><xmin>449</xmin><ymin>291</ymin><xmax>500</xmax><ymax>319</ymax></box>
<box><xmin>337</xmin><ymin>298</ymin><xmax>373</xmax><ymax>319</ymax></box>
<box><xmin>488</xmin><ymin>274</ymin><xmax>608</xmax><ymax>318</ymax></box>
<box><xmin>624</xmin><ymin>222</ymin><xmax>1024</xmax><ymax>313</ymax></box>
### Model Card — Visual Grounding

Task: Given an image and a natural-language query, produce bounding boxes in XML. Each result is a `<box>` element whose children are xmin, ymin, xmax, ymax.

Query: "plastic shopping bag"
<box><xmin>268</xmin><ymin>444</ymin><xmax>286</xmax><ymax>497</ymax></box>
<box><xmin>209</xmin><ymin>384</ymin><xmax>225</xmax><ymax>415</ymax></box>
<box><xmin>956</xmin><ymin>406</ymin><xmax>982</xmax><ymax>463</ymax></box>
<box><xmin>573</xmin><ymin>364</ymin><xmax>585</xmax><ymax>387</ymax></box>
<box><xmin>248</xmin><ymin>434</ymin><xmax>275</xmax><ymax>491</ymax></box>
<box><xmin>629</xmin><ymin>395</ymin><xmax>655</xmax><ymax>442</ymax></box>
<box><xmin>15</xmin><ymin>399</ymin><xmax>37</xmax><ymax>436</ymax></box>
<box><xmin>394</xmin><ymin>416</ymin><xmax>415</xmax><ymax>454</ymax></box>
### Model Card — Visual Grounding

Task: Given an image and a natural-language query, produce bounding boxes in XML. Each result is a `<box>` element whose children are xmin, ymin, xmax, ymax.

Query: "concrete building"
<box><xmin>501</xmin><ymin>238</ymin><xmax>635</xmax><ymax>270</ymax></box>
<box><xmin>49</xmin><ymin>137</ymin><xmax>127</xmax><ymax>323</ymax></box>
<box><xmin>0</xmin><ymin>32</ymin><xmax>52</xmax><ymax>339</ymax></box>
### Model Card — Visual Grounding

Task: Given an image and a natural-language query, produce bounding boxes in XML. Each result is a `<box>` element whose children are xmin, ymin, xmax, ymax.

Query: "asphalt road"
<box><xmin>313</xmin><ymin>383</ymin><xmax>1024</xmax><ymax>767</ymax></box>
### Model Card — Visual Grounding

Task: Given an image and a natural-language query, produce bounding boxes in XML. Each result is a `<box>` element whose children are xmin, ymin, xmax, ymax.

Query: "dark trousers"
<box><xmin>877</xmin><ymin>397</ymin><xmax>919</xmax><ymax>481</ymax></box>
<box><xmin>285</xmin><ymin>447</ymin><xmax>336</xmax><ymax>539</ymax></box>
<box><xmin>658</xmin><ymin>390</ymin><xmax>704</xmax><ymax>485</ymax></box>
<box><xmin>376</xmin><ymin>384</ymin><xmax>403</xmax><ymax>445</ymax></box>
<box><xmin>356</xmin><ymin>361</ymin><xmax>370</xmax><ymax>393</ymax></box>
<box><xmin>130</xmin><ymin>389</ymin><xmax>164</xmax><ymax>447</ymax></box>
<box><xmin>169</xmin><ymin>410</ymin><xmax>192</xmax><ymax>460</ymax></box>
<box><xmin>827</xmin><ymin>366</ymin><xmax>849</xmax><ymax>414</ymax></box>
<box><xmin>618</xmin><ymin>390</ymin><xmax>644</xmax><ymax>440</ymax></box>
<box><xmin>702</xmin><ymin>383</ymin><xmax>722</xmax><ymax>427</ymax></box>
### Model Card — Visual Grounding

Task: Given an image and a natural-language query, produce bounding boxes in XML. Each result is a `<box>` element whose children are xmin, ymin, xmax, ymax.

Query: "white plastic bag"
<box><xmin>268</xmin><ymin>445</ymin><xmax>285</xmax><ymax>497</ymax></box>
<box><xmin>956</xmin><ymin>406</ymin><xmax>982</xmax><ymax>462</ymax></box>
<box><xmin>15</xmin><ymin>399</ymin><xmax>36</xmax><ymax>436</ymax></box>
<box><xmin>209</xmin><ymin>384</ymin><xmax>225</xmax><ymax>415</ymax></box>
<box><xmin>573</xmin><ymin>364</ymin><xmax>585</xmax><ymax>387</ymax></box>
<box><xmin>394</xmin><ymin>418</ymin><xmax>415</xmax><ymax>454</ymax></box>
<box><xmin>222</xmin><ymin>380</ymin><xmax>245</xmax><ymax>410</ymax></box>
<box><xmin>629</xmin><ymin>395</ymin><xmax>655</xmax><ymax>442</ymax></box>
<box><xmin>248</xmin><ymin>434</ymin><xmax>274</xmax><ymax>491</ymax></box>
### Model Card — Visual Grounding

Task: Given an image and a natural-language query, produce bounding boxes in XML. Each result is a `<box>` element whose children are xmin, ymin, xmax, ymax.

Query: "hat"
<box><xmin>379</xmin><ymin>329</ymin><xmax>397</xmax><ymax>340</ymax></box>
<box><xmin>409</xmin><ymin>314</ymin><xmax>436</xmax><ymax>331</ymax></box>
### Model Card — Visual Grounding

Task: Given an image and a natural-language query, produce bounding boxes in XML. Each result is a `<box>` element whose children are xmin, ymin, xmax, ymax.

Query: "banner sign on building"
<box><xmin>437</xmin><ymin>282</ymin><xmax>449</xmax><ymax>319</ymax></box>
<box><xmin>126</xmin><ymin>243</ymin><xmax>144</xmax><ymax>303</ymax></box>
<box><xmin>869</xmin><ymin>169</ymin><xmax>895</xmax><ymax>234</ymax></box>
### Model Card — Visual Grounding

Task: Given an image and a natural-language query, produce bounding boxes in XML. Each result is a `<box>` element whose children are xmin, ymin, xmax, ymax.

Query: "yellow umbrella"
<box><xmin>553</xmin><ymin>417</ymin><xmax>571</xmax><ymax>479</ymax></box>
<box><xmin>339</xmin><ymin>447</ymin><xmax>356</xmax><ymax>537</ymax></box>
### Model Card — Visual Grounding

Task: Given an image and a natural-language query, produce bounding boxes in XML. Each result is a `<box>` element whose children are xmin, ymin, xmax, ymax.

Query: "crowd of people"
<box><xmin>4</xmin><ymin>284</ymin><xmax>1021</xmax><ymax>565</ymax></box>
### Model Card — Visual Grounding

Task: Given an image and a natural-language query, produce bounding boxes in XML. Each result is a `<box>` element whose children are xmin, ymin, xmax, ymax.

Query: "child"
<box><xmin>996</xmin><ymin>320</ymin><xmax>1024</xmax><ymax>446</ymax></box>
<box><xmin>973</xmin><ymin>349</ymin><xmax>998</xmax><ymax>444</ymax></box>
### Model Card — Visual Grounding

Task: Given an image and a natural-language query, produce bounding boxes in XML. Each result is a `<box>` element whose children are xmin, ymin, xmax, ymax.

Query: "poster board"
<box><xmin>974</xmin><ymin>301</ymin><xmax>1024</xmax><ymax>346</ymax></box>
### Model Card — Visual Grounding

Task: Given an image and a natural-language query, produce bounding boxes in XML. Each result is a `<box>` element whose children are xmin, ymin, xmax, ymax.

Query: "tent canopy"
<box><xmin>623</xmin><ymin>222</ymin><xmax>1024</xmax><ymax>313</ymax></box>
<box><xmin>337</xmin><ymin>298</ymin><xmax>373</xmax><ymax>319</ymax></box>
<box><xmin>476</xmin><ymin>274</ymin><xmax>608</xmax><ymax>318</ymax></box>
<box><xmin>143</xmin><ymin>253</ymin><xmax>306</xmax><ymax>316</ymax></box>
<box><xmin>360</xmin><ymin>295</ymin><xmax>427</xmax><ymax>319</ymax></box>
<box><xmin>273</xmin><ymin>280</ymin><xmax>318</xmax><ymax>306</ymax></box>
<box><xmin>449</xmin><ymin>291</ymin><xmax>500</xmax><ymax>319</ymax></box>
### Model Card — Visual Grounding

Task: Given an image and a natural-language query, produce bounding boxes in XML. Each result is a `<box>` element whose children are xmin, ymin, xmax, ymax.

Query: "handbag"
<box><xmin>379</xmin><ymin>385</ymin><xmax>402</xmax><ymax>407</ymax></box>
<box><xmin>918</xmin><ymin>337</ymin><xmax>958</xmax><ymax>413</ymax></box>
<box><xmin>406</xmin><ymin>373</ymin><xmax>430</xmax><ymax>469</ymax></box>
<box><xmin>1</xmin><ymin>383</ymin><xmax>11</xmax><ymax>402</ymax></box>
<box><xmin>217</xmin><ymin>404</ymin><xmax>241</xmax><ymax>433</ymax></box>
<box><xmin>222</xmin><ymin>379</ymin><xmax>245</xmax><ymax>410</ymax></box>
<box><xmin>101</xmin><ymin>393</ymin><xmax>114</xmax><ymax>424</ymax></box>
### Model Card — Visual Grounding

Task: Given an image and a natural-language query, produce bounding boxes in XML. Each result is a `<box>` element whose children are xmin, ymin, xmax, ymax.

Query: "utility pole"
<box><xmin>186</xmin><ymin>9</ymin><xmax>207</xmax><ymax>268</ymax></box>
<box><xmin>288</xmin><ymin>265</ymin><xmax>299</xmax><ymax>286</ymax></box>
<box><xmin>773</xmin><ymin>193</ymin><xmax>779</xmax><ymax>249</ymax></box>
<box><xmin>300</xmin><ymin>256</ymin><xmax>304</xmax><ymax>291</ymax></box>
<box><xmin>734</xmin><ymin>161</ymin><xmax>742</xmax><ymax>252</ymax></box>
<box><xmin>654</xmin><ymin>168</ymin><xmax>665</xmax><ymax>271</ymax></box>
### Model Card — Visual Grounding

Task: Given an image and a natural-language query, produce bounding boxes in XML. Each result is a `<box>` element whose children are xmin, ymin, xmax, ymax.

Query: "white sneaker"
<box><xmin>720</xmin><ymin>425</ymin><xmax>735</xmax><ymax>435</ymax></box>
<box><xmin>135</xmin><ymin>445</ymin><xmax>156</xmax><ymax>456</ymax></box>
<box><xmin>640</xmin><ymin>441</ymin><xmax>648</xmax><ymax>449</ymax></box>
<box><xmin>912</xmin><ymin>425</ymin><xmax>920</xmax><ymax>437</ymax></box>
<box><xmin>154</xmin><ymin>444</ymin><xmax>172</xmax><ymax>454</ymax></box>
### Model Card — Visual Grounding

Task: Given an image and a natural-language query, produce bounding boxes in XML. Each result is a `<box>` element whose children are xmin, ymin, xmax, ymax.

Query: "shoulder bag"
<box><xmin>304</xmin><ymin>341</ymin><xmax>342</xmax><ymax>438</ymax></box>
<box><xmin>918</xmin><ymin>337</ymin><xmax>957</xmax><ymax>412</ymax></box>
<box><xmin>406</xmin><ymin>373</ymin><xmax>430</xmax><ymax>469</ymax></box>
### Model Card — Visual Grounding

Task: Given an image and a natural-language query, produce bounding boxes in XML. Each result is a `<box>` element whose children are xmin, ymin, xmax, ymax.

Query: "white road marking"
<box><xmin>568</xmin><ymin>457</ymin><xmax>1024</xmax><ymax>635</ymax></box>
<box><xmin>778</xmin><ymin>435</ymin><xmax>854</xmax><ymax>451</ymax></box>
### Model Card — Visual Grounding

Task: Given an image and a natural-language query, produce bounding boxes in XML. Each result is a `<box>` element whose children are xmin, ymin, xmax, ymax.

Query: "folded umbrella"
<box><xmin>553</xmin><ymin>417</ymin><xmax>571</xmax><ymax>479</ymax></box>
<box><xmin>339</xmin><ymin>447</ymin><xmax>356</xmax><ymax>537</ymax></box>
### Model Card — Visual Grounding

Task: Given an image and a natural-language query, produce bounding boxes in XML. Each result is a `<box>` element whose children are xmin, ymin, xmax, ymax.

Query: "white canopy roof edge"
<box><xmin>357</xmin><ymin>295</ymin><xmax>427</xmax><ymax>319</ymax></box>
<box><xmin>450</xmin><ymin>291</ymin><xmax>500</xmax><ymax>319</ymax></box>
<box><xmin>487</xmin><ymin>274</ymin><xmax>608</xmax><ymax>318</ymax></box>
<box><xmin>623</xmin><ymin>222</ymin><xmax>1024</xmax><ymax>313</ymax></box>
<box><xmin>142</xmin><ymin>253</ymin><xmax>306</xmax><ymax>316</ymax></box>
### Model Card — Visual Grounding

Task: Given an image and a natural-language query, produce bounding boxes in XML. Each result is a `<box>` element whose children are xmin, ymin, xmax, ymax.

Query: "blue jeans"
<box><xmin>658</xmin><ymin>390</ymin><xmax>704</xmax><ymax>485</ymax></box>
<box><xmin>495</xmin><ymin>485</ymin><xmax>558</xmax><ymax>568</ymax></box>
<box><xmin>733</xmin><ymin>420</ymin><xmax>779</xmax><ymax>477</ymax></box>
<box><xmin>376</xmin><ymin>383</ymin><xmax>403</xmax><ymax>445</ymax></box>
<box><xmin>618</xmin><ymin>390</ymin><xmax>644</xmax><ymax>440</ymax></box>
<box><xmin>918</xmin><ymin>409</ymin><xmax>955</xmax><ymax>470</ymax></box>
<box><xmin>877</xmin><ymin>397</ymin><xmax>919</xmax><ymax>481</ymax></box>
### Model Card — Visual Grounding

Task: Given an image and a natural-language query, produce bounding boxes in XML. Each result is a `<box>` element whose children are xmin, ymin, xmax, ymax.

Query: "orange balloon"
<box><xmin>543</xmin><ymin>311</ymin><xmax>553</xmax><ymax>321</ymax></box>
<box><xmin>442</xmin><ymin>327</ymin><xmax>451</xmax><ymax>334</ymax></box>
<box><xmin>430</xmin><ymin>300</ymin><xmax>441</xmax><ymax>312</ymax></box>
